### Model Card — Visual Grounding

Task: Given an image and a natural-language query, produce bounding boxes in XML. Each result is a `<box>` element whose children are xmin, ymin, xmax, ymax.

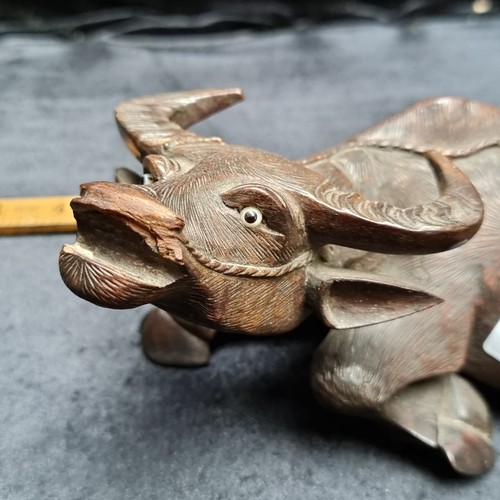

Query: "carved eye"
<box><xmin>240</xmin><ymin>206</ymin><xmax>263</xmax><ymax>228</ymax></box>
<box><xmin>143</xmin><ymin>173</ymin><xmax>155</xmax><ymax>185</ymax></box>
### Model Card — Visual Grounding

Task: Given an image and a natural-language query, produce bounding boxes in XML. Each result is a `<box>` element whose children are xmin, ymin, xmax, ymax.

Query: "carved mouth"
<box><xmin>59</xmin><ymin>182</ymin><xmax>185</xmax><ymax>309</ymax></box>
<box><xmin>60</xmin><ymin>240</ymin><xmax>179</xmax><ymax>309</ymax></box>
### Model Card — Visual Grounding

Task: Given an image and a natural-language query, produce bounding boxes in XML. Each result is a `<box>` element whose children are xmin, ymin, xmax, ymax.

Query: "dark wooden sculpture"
<box><xmin>59</xmin><ymin>89</ymin><xmax>500</xmax><ymax>476</ymax></box>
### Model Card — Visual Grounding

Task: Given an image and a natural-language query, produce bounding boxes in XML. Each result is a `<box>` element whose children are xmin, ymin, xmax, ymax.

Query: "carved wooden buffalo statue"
<box><xmin>59</xmin><ymin>89</ymin><xmax>500</xmax><ymax>476</ymax></box>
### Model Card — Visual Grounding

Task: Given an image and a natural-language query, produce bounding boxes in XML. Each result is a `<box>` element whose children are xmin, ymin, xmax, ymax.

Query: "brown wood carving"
<box><xmin>59</xmin><ymin>89</ymin><xmax>500</xmax><ymax>476</ymax></box>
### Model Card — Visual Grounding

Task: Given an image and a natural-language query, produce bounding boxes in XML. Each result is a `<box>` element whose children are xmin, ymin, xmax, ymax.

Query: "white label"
<box><xmin>483</xmin><ymin>319</ymin><xmax>500</xmax><ymax>362</ymax></box>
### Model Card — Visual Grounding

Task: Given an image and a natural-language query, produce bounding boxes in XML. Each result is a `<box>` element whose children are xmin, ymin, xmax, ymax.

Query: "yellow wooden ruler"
<box><xmin>0</xmin><ymin>195</ymin><xmax>77</xmax><ymax>235</ymax></box>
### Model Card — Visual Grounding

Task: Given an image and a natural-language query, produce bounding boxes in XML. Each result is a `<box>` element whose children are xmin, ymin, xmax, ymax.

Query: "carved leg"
<box><xmin>141</xmin><ymin>307</ymin><xmax>216</xmax><ymax>367</ymax></box>
<box><xmin>382</xmin><ymin>374</ymin><xmax>494</xmax><ymax>475</ymax></box>
<box><xmin>311</xmin><ymin>328</ymin><xmax>495</xmax><ymax>475</ymax></box>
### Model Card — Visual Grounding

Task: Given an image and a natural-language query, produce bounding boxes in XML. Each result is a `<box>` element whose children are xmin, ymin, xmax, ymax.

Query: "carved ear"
<box><xmin>307</xmin><ymin>263</ymin><xmax>442</xmax><ymax>330</ymax></box>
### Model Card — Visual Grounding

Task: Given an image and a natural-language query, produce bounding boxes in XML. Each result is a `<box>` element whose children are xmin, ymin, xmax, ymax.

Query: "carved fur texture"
<box><xmin>60</xmin><ymin>89</ymin><xmax>500</xmax><ymax>476</ymax></box>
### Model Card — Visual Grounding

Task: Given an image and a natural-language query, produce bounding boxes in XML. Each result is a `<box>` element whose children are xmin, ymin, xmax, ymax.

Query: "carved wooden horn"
<box><xmin>301</xmin><ymin>151</ymin><xmax>484</xmax><ymax>254</ymax></box>
<box><xmin>115</xmin><ymin>89</ymin><xmax>483</xmax><ymax>255</ymax></box>
<box><xmin>115</xmin><ymin>88</ymin><xmax>244</xmax><ymax>160</ymax></box>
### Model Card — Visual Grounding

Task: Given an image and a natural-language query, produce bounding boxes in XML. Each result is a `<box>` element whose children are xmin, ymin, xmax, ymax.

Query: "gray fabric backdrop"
<box><xmin>1</xmin><ymin>17</ymin><xmax>499</xmax><ymax>500</ymax></box>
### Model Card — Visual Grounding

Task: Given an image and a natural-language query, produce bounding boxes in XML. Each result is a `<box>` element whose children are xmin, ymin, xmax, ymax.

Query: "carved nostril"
<box><xmin>79</xmin><ymin>184</ymin><xmax>89</xmax><ymax>197</ymax></box>
<box><xmin>78</xmin><ymin>181</ymin><xmax>104</xmax><ymax>198</ymax></box>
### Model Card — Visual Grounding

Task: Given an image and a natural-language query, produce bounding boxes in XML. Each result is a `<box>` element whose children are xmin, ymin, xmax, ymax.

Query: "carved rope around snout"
<box><xmin>185</xmin><ymin>242</ymin><xmax>313</xmax><ymax>278</ymax></box>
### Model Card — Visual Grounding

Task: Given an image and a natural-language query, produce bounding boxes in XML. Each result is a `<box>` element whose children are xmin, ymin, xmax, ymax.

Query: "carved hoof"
<box><xmin>438</xmin><ymin>416</ymin><xmax>495</xmax><ymax>476</ymax></box>
<box><xmin>383</xmin><ymin>374</ymin><xmax>495</xmax><ymax>476</ymax></box>
<box><xmin>141</xmin><ymin>308</ymin><xmax>214</xmax><ymax>367</ymax></box>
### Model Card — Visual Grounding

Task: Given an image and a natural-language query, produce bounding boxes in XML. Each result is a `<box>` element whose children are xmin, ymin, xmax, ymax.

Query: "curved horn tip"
<box><xmin>115</xmin><ymin>87</ymin><xmax>244</xmax><ymax>111</ymax></box>
<box><xmin>423</xmin><ymin>149</ymin><xmax>462</xmax><ymax>184</ymax></box>
<box><xmin>113</xmin><ymin>88</ymin><xmax>245</xmax><ymax>158</ymax></box>
<box><xmin>304</xmin><ymin>149</ymin><xmax>484</xmax><ymax>254</ymax></box>
<box><xmin>424</xmin><ymin>149</ymin><xmax>484</xmax><ymax>215</ymax></box>
<box><xmin>207</xmin><ymin>87</ymin><xmax>245</xmax><ymax>101</ymax></box>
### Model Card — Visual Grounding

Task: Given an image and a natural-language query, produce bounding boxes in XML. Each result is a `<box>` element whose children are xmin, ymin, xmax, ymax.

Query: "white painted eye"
<box><xmin>240</xmin><ymin>206</ymin><xmax>263</xmax><ymax>228</ymax></box>
<box><xmin>143</xmin><ymin>173</ymin><xmax>155</xmax><ymax>185</ymax></box>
